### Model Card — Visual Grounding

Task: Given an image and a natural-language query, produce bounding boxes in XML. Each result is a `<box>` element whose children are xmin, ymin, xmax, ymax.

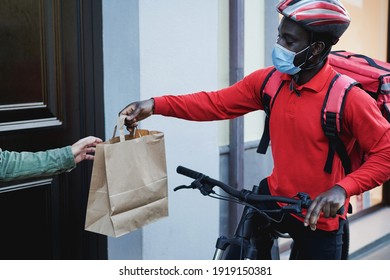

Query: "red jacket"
<box><xmin>153</xmin><ymin>60</ymin><xmax>390</xmax><ymax>231</ymax></box>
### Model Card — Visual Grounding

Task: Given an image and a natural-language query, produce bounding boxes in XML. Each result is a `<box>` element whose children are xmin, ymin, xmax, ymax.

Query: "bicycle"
<box><xmin>174</xmin><ymin>165</ymin><xmax>348</xmax><ymax>260</ymax></box>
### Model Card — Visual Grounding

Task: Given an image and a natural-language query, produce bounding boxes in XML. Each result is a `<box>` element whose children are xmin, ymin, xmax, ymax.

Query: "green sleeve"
<box><xmin>0</xmin><ymin>146</ymin><xmax>76</xmax><ymax>181</ymax></box>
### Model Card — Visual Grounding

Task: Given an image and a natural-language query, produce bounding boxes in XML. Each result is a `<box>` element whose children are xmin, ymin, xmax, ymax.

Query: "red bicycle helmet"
<box><xmin>277</xmin><ymin>0</ymin><xmax>351</xmax><ymax>43</ymax></box>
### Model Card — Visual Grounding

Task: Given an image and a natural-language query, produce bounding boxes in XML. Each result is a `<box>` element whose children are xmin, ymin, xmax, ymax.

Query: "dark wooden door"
<box><xmin>0</xmin><ymin>0</ymin><xmax>106</xmax><ymax>259</ymax></box>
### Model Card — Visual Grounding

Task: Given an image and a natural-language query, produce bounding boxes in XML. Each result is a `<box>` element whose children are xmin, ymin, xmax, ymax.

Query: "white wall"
<box><xmin>103</xmin><ymin>0</ymin><xmax>220</xmax><ymax>260</ymax></box>
<box><xmin>103</xmin><ymin>0</ymin><xmax>143</xmax><ymax>260</ymax></box>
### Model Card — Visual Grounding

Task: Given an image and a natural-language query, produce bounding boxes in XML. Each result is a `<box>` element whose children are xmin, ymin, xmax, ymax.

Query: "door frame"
<box><xmin>74</xmin><ymin>0</ymin><xmax>106</xmax><ymax>259</ymax></box>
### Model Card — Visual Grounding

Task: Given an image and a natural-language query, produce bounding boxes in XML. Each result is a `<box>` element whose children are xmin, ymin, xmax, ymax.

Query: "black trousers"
<box><xmin>257</xmin><ymin>178</ymin><xmax>347</xmax><ymax>260</ymax></box>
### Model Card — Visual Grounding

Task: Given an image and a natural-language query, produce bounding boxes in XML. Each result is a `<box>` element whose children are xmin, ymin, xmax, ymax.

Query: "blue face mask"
<box><xmin>272</xmin><ymin>43</ymin><xmax>311</xmax><ymax>75</ymax></box>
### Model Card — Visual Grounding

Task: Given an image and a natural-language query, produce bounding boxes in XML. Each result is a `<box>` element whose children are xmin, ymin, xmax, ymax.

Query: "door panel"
<box><xmin>0</xmin><ymin>0</ymin><xmax>106</xmax><ymax>259</ymax></box>
<box><xmin>0</xmin><ymin>0</ymin><xmax>62</xmax><ymax>131</ymax></box>
<box><xmin>0</xmin><ymin>180</ymin><xmax>55</xmax><ymax>259</ymax></box>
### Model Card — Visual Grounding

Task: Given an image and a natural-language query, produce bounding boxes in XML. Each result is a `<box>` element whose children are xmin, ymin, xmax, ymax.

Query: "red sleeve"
<box><xmin>337</xmin><ymin>86</ymin><xmax>390</xmax><ymax>197</ymax></box>
<box><xmin>153</xmin><ymin>68</ymin><xmax>274</xmax><ymax>121</ymax></box>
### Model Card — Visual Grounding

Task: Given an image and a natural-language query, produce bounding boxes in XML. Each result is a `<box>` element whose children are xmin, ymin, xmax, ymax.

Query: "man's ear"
<box><xmin>311</xmin><ymin>41</ymin><xmax>326</xmax><ymax>56</ymax></box>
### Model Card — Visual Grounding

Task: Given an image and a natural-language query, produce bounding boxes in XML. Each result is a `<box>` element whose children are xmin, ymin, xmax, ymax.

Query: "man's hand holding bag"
<box><xmin>85</xmin><ymin>116</ymin><xmax>168</xmax><ymax>237</ymax></box>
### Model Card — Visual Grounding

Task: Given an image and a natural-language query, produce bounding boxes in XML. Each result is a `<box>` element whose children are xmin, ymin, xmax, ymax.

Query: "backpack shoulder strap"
<box><xmin>322</xmin><ymin>73</ymin><xmax>359</xmax><ymax>174</ymax></box>
<box><xmin>257</xmin><ymin>68</ymin><xmax>285</xmax><ymax>154</ymax></box>
<box><xmin>260</xmin><ymin>68</ymin><xmax>284</xmax><ymax>114</ymax></box>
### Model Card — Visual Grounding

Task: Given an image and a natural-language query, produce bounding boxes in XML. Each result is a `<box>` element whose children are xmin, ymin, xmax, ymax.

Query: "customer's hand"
<box><xmin>71</xmin><ymin>136</ymin><xmax>103</xmax><ymax>163</ymax></box>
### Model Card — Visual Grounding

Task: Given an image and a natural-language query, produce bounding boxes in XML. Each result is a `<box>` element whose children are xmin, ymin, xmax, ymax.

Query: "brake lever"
<box><xmin>174</xmin><ymin>178</ymin><xmax>204</xmax><ymax>192</ymax></box>
<box><xmin>174</xmin><ymin>185</ymin><xmax>191</xmax><ymax>191</ymax></box>
<box><xmin>281</xmin><ymin>204</ymin><xmax>301</xmax><ymax>214</ymax></box>
<box><xmin>174</xmin><ymin>179</ymin><xmax>216</xmax><ymax>196</ymax></box>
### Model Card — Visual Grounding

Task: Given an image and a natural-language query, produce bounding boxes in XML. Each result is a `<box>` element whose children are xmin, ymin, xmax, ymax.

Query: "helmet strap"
<box><xmin>300</xmin><ymin>33</ymin><xmax>331</xmax><ymax>72</ymax></box>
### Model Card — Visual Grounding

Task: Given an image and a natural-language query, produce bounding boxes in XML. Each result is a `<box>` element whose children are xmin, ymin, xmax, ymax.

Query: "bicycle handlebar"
<box><xmin>176</xmin><ymin>165</ymin><xmax>344</xmax><ymax>215</ymax></box>
<box><xmin>176</xmin><ymin>165</ymin><xmax>310</xmax><ymax>209</ymax></box>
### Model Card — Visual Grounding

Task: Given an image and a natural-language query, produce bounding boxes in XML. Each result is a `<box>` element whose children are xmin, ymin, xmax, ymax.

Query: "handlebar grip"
<box><xmin>176</xmin><ymin>166</ymin><xmax>204</xmax><ymax>179</ymax></box>
<box><xmin>304</xmin><ymin>200</ymin><xmax>345</xmax><ymax>215</ymax></box>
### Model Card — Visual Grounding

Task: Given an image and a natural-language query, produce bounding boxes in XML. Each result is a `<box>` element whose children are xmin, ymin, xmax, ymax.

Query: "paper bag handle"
<box><xmin>113</xmin><ymin>116</ymin><xmax>142</xmax><ymax>142</ymax></box>
<box><xmin>112</xmin><ymin>116</ymin><xmax>126</xmax><ymax>142</ymax></box>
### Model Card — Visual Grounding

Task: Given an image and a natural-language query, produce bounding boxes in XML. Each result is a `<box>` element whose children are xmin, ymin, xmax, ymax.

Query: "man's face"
<box><xmin>277</xmin><ymin>17</ymin><xmax>311</xmax><ymax>67</ymax></box>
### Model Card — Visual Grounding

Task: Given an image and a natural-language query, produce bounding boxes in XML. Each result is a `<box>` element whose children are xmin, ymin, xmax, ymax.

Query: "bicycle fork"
<box><xmin>213</xmin><ymin>185</ymin><xmax>273</xmax><ymax>260</ymax></box>
<box><xmin>213</xmin><ymin>207</ymin><xmax>260</xmax><ymax>260</ymax></box>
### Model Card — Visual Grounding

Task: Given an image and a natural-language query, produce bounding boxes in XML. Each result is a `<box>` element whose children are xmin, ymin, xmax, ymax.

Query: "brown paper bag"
<box><xmin>84</xmin><ymin>116</ymin><xmax>168</xmax><ymax>237</ymax></box>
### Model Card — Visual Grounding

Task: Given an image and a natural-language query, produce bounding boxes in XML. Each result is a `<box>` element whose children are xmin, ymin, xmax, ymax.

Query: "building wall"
<box><xmin>339</xmin><ymin>0</ymin><xmax>388</xmax><ymax>60</ymax></box>
<box><xmin>103</xmin><ymin>0</ymin><xmax>220</xmax><ymax>260</ymax></box>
